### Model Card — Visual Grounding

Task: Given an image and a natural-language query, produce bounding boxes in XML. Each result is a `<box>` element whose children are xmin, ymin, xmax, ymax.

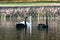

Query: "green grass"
<box><xmin>0</xmin><ymin>1</ymin><xmax>60</xmax><ymax>6</ymax></box>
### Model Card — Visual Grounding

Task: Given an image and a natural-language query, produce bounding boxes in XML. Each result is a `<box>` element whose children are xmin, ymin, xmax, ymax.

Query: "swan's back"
<box><xmin>16</xmin><ymin>23</ymin><xmax>25</xmax><ymax>29</ymax></box>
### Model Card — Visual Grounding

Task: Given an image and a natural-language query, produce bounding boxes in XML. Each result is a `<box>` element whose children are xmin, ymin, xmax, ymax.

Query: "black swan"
<box><xmin>16</xmin><ymin>17</ymin><xmax>28</xmax><ymax>31</ymax></box>
<box><xmin>16</xmin><ymin>16</ymin><xmax>32</xmax><ymax>33</ymax></box>
<box><xmin>37</xmin><ymin>13</ymin><xmax>48</xmax><ymax>32</ymax></box>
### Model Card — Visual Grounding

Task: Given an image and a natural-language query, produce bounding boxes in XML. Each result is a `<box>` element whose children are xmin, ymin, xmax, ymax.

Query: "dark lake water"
<box><xmin>0</xmin><ymin>17</ymin><xmax>60</xmax><ymax>40</ymax></box>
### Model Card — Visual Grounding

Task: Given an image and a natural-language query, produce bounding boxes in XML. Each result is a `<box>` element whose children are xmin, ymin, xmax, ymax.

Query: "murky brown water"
<box><xmin>0</xmin><ymin>17</ymin><xmax>60</xmax><ymax>40</ymax></box>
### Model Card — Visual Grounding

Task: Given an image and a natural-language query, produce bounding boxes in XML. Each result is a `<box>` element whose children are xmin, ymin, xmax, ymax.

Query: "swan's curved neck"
<box><xmin>25</xmin><ymin>18</ymin><xmax>26</xmax><ymax>25</ymax></box>
<box><xmin>25</xmin><ymin>17</ymin><xmax>27</xmax><ymax>25</ymax></box>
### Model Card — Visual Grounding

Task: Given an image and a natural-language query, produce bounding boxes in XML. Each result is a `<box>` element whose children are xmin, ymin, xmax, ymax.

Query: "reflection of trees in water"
<box><xmin>0</xmin><ymin>7</ymin><xmax>60</xmax><ymax>40</ymax></box>
<box><xmin>16</xmin><ymin>29</ymin><xmax>21</xmax><ymax>40</ymax></box>
<box><xmin>0</xmin><ymin>7</ymin><xmax>59</xmax><ymax>23</ymax></box>
<box><xmin>6</xmin><ymin>14</ymin><xmax>10</xmax><ymax>21</ymax></box>
<box><xmin>11</xmin><ymin>14</ymin><xmax>17</xmax><ymax>21</ymax></box>
<box><xmin>16</xmin><ymin>29</ymin><xmax>27</xmax><ymax>40</ymax></box>
<box><xmin>0</xmin><ymin>15</ymin><xmax>1</xmax><ymax>22</ymax></box>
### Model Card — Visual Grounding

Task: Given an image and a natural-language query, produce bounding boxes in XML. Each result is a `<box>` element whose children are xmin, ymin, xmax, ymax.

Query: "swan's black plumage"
<box><xmin>38</xmin><ymin>24</ymin><xmax>47</xmax><ymax>31</ymax></box>
<box><xmin>16</xmin><ymin>17</ymin><xmax>27</xmax><ymax>30</ymax></box>
<box><xmin>38</xmin><ymin>12</ymin><xmax>48</xmax><ymax>32</ymax></box>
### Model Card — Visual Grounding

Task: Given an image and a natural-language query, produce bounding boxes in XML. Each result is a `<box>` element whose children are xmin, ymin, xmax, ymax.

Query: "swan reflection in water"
<box><xmin>16</xmin><ymin>16</ymin><xmax>32</xmax><ymax>40</ymax></box>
